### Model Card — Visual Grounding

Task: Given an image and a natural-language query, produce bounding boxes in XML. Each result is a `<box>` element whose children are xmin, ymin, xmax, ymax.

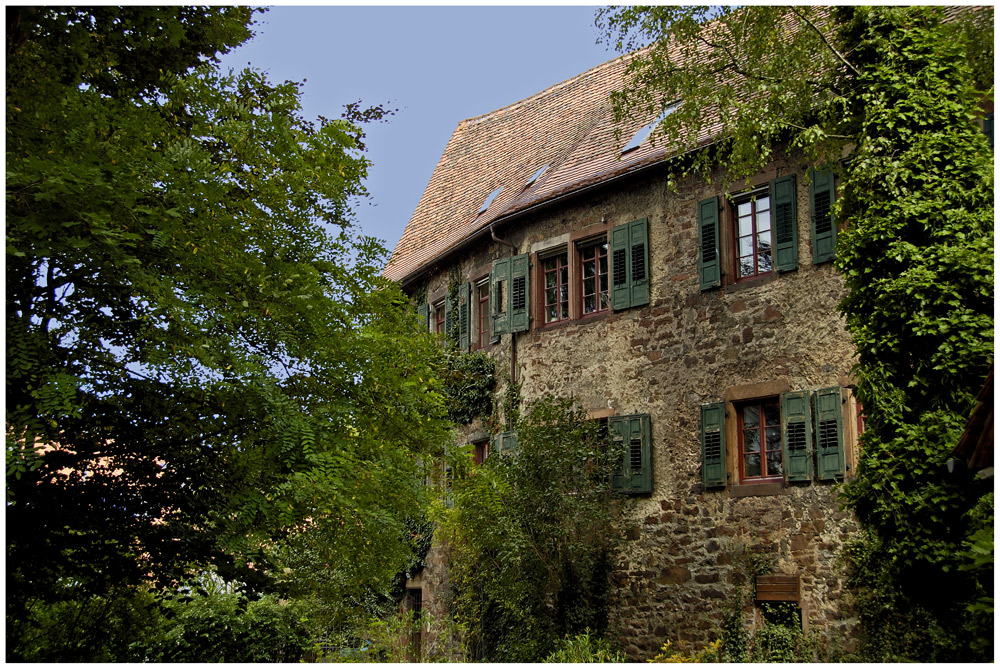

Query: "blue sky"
<box><xmin>216</xmin><ymin>5</ymin><xmax>619</xmax><ymax>255</ymax></box>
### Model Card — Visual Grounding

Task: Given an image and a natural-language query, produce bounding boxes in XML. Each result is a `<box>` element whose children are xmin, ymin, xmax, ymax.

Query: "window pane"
<box><xmin>762</xmin><ymin>403</ymin><xmax>780</xmax><ymax>426</ymax></box>
<box><xmin>546</xmin><ymin>304</ymin><xmax>557</xmax><ymax>322</ymax></box>
<box><xmin>738</xmin><ymin>201</ymin><xmax>752</xmax><ymax>217</ymax></box>
<box><xmin>765</xmin><ymin>426</ymin><xmax>781</xmax><ymax>451</ymax></box>
<box><xmin>757</xmin><ymin>229</ymin><xmax>771</xmax><ymax>248</ymax></box>
<box><xmin>757</xmin><ymin>196</ymin><xmax>770</xmax><ymax>211</ymax></box>
<box><xmin>545</xmin><ymin>287</ymin><xmax>557</xmax><ymax>306</ymax></box>
<box><xmin>738</xmin><ymin>215</ymin><xmax>754</xmax><ymax>238</ymax></box>
<box><xmin>743</xmin><ymin>429</ymin><xmax>760</xmax><ymax>453</ymax></box>
<box><xmin>584</xmin><ymin>295</ymin><xmax>596</xmax><ymax>313</ymax></box>
<box><xmin>559</xmin><ymin>264</ymin><xmax>568</xmax><ymax>283</ymax></box>
<box><xmin>583</xmin><ymin>276</ymin><xmax>595</xmax><ymax>295</ymax></box>
<box><xmin>545</xmin><ymin>270</ymin><xmax>556</xmax><ymax>289</ymax></box>
<box><xmin>756</xmin><ymin>210</ymin><xmax>771</xmax><ymax>232</ymax></box>
<box><xmin>742</xmin><ymin>406</ymin><xmax>760</xmax><ymax>428</ymax></box>
<box><xmin>766</xmin><ymin>450</ymin><xmax>783</xmax><ymax>476</ymax></box>
<box><xmin>559</xmin><ymin>283</ymin><xmax>568</xmax><ymax>302</ymax></box>
<box><xmin>739</xmin><ymin>258</ymin><xmax>755</xmax><ymax>278</ymax></box>
<box><xmin>758</xmin><ymin>248</ymin><xmax>773</xmax><ymax>273</ymax></box>
<box><xmin>745</xmin><ymin>453</ymin><xmax>762</xmax><ymax>478</ymax></box>
<box><xmin>739</xmin><ymin>235</ymin><xmax>754</xmax><ymax>257</ymax></box>
<box><xmin>583</xmin><ymin>261</ymin><xmax>595</xmax><ymax>278</ymax></box>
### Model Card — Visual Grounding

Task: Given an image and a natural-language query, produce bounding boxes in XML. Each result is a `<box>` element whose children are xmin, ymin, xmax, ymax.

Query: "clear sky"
<box><xmin>216</xmin><ymin>5</ymin><xmax>619</xmax><ymax>256</ymax></box>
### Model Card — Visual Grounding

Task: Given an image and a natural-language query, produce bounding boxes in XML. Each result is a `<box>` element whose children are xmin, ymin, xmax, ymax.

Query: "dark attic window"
<box><xmin>621</xmin><ymin>101</ymin><xmax>679</xmax><ymax>154</ymax></box>
<box><xmin>478</xmin><ymin>187</ymin><xmax>503</xmax><ymax>215</ymax></box>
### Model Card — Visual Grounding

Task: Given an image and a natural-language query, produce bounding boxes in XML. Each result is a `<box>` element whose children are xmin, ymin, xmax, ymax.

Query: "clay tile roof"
<box><xmin>384</xmin><ymin>49</ymin><xmax>693</xmax><ymax>284</ymax></box>
<box><xmin>385</xmin><ymin>6</ymin><xmax>971</xmax><ymax>285</ymax></box>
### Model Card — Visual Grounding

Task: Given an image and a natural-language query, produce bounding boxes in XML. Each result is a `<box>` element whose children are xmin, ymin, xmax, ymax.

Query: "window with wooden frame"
<box><xmin>700</xmin><ymin>385</ymin><xmax>851</xmax><ymax>490</ymax></box>
<box><xmin>733</xmin><ymin>188</ymin><xmax>774</xmax><ymax>281</ymax></box>
<box><xmin>472</xmin><ymin>438</ymin><xmax>489</xmax><ymax>466</ymax></box>
<box><xmin>542</xmin><ymin>250</ymin><xmax>570</xmax><ymax>324</ymax></box>
<box><xmin>736</xmin><ymin>397</ymin><xmax>783</xmax><ymax>483</ymax></box>
<box><xmin>579</xmin><ymin>239</ymin><xmax>610</xmax><ymax>315</ymax></box>
<box><xmin>433</xmin><ymin>300</ymin><xmax>445</xmax><ymax>334</ymax></box>
<box><xmin>475</xmin><ymin>280</ymin><xmax>489</xmax><ymax>350</ymax></box>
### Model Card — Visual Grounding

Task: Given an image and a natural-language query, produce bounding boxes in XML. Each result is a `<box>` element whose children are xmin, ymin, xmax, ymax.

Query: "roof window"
<box><xmin>478</xmin><ymin>187</ymin><xmax>503</xmax><ymax>215</ymax></box>
<box><xmin>621</xmin><ymin>101</ymin><xmax>680</xmax><ymax>154</ymax></box>
<box><xmin>525</xmin><ymin>164</ymin><xmax>549</xmax><ymax>188</ymax></box>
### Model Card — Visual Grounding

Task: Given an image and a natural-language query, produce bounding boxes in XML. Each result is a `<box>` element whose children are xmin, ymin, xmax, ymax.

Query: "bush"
<box><xmin>544</xmin><ymin>629</ymin><xmax>627</xmax><ymax>663</ymax></box>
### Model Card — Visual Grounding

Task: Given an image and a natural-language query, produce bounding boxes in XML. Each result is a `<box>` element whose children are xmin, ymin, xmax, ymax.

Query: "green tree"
<box><xmin>6</xmin><ymin>7</ymin><xmax>451</xmax><ymax>659</ymax></box>
<box><xmin>598</xmin><ymin>6</ymin><xmax>993</xmax><ymax>660</ymax></box>
<box><xmin>439</xmin><ymin>397</ymin><xmax>625</xmax><ymax>662</ymax></box>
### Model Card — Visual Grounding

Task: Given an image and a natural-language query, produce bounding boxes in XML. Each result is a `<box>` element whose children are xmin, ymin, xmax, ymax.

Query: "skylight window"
<box><xmin>621</xmin><ymin>101</ymin><xmax>680</xmax><ymax>154</ymax></box>
<box><xmin>478</xmin><ymin>187</ymin><xmax>503</xmax><ymax>215</ymax></box>
<box><xmin>525</xmin><ymin>164</ymin><xmax>549</xmax><ymax>188</ymax></box>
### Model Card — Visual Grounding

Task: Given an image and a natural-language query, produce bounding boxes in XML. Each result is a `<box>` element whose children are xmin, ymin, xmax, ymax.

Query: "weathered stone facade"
<box><xmin>403</xmin><ymin>154</ymin><xmax>861</xmax><ymax>659</ymax></box>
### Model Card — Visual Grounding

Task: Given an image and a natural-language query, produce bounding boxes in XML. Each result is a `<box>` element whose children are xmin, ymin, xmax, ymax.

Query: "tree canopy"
<box><xmin>6</xmin><ymin>6</ymin><xmax>451</xmax><ymax>653</ymax></box>
<box><xmin>598</xmin><ymin>5</ymin><xmax>993</xmax><ymax>660</ymax></box>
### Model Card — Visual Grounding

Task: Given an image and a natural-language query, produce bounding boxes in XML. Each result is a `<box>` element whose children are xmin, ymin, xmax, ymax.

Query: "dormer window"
<box><xmin>621</xmin><ymin>101</ymin><xmax>680</xmax><ymax>154</ymax></box>
<box><xmin>478</xmin><ymin>187</ymin><xmax>503</xmax><ymax>215</ymax></box>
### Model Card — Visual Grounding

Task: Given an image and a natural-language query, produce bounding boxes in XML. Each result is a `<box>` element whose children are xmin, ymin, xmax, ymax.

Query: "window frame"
<box><xmin>474</xmin><ymin>278</ymin><xmax>490</xmax><ymax>350</ymax></box>
<box><xmin>541</xmin><ymin>249</ymin><xmax>570</xmax><ymax>324</ymax></box>
<box><xmin>432</xmin><ymin>299</ymin><xmax>446</xmax><ymax>335</ymax></box>
<box><xmin>735</xmin><ymin>397</ymin><xmax>783</xmax><ymax>484</ymax></box>
<box><xmin>732</xmin><ymin>187</ymin><xmax>774</xmax><ymax>282</ymax></box>
<box><xmin>578</xmin><ymin>238</ymin><xmax>610</xmax><ymax>316</ymax></box>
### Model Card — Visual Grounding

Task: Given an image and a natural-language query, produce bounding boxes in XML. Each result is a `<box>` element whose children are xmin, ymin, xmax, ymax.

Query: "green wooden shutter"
<box><xmin>698</xmin><ymin>196</ymin><xmax>721</xmax><ymax>290</ymax></box>
<box><xmin>457</xmin><ymin>282</ymin><xmax>471</xmax><ymax>351</ymax></box>
<box><xmin>609</xmin><ymin>223</ymin><xmax>631</xmax><ymax>310</ymax></box>
<box><xmin>493</xmin><ymin>431</ymin><xmax>518</xmax><ymax>457</ymax></box>
<box><xmin>810</xmin><ymin>168</ymin><xmax>837</xmax><ymax>264</ymax></box>
<box><xmin>701</xmin><ymin>402</ymin><xmax>726</xmax><ymax>488</ymax></box>
<box><xmin>814</xmin><ymin>387</ymin><xmax>845</xmax><ymax>481</ymax></box>
<box><xmin>609</xmin><ymin>414</ymin><xmax>652</xmax><ymax>494</ymax></box>
<box><xmin>781</xmin><ymin>390</ymin><xmax>812</xmax><ymax>482</ymax></box>
<box><xmin>770</xmin><ymin>174</ymin><xmax>798</xmax><ymax>273</ymax></box>
<box><xmin>509</xmin><ymin>253</ymin><xmax>530</xmax><ymax>333</ymax></box>
<box><xmin>628</xmin><ymin>217</ymin><xmax>650</xmax><ymax>307</ymax></box>
<box><xmin>417</xmin><ymin>303</ymin><xmax>430</xmax><ymax>330</ymax></box>
<box><xmin>490</xmin><ymin>258</ymin><xmax>510</xmax><ymax>341</ymax></box>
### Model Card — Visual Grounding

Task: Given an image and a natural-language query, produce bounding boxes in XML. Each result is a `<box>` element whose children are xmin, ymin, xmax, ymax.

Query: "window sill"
<box><xmin>724</xmin><ymin>273</ymin><xmax>777</xmax><ymax>293</ymax></box>
<box><xmin>729</xmin><ymin>481</ymin><xmax>788</xmax><ymax>498</ymax></box>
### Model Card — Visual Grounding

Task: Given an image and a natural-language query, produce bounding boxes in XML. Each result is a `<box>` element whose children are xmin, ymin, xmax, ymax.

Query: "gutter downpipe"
<box><xmin>490</xmin><ymin>224</ymin><xmax>518</xmax><ymax>426</ymax></box>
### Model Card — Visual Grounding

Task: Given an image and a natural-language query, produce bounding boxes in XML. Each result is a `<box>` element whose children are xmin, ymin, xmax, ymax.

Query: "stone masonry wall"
<box><xmin>409</xmin><ymin>152</ymin><xmax>860</xmax><ymax>659</ymax></box>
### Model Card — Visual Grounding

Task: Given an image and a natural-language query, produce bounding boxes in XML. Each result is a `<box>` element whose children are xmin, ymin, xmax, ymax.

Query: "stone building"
<box><xmin>384</xmin><ymin>50</ymin><xmax>864</xmax><ymax>659</ymax></box>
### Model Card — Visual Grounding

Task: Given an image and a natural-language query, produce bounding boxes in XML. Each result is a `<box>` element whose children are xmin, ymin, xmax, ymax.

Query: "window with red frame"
<box><xmin>476</xmin><ymin>281</ymin><xmax>489</xmax><ymax>349</ymax></box>
<box><xmin>580</xmin><ymin>240</ymin><xmax>610</xmax><ymax>315</ymax></box>
<box><xmin>472</xmin><ymin>439</ymin><xmax>488</xmax><ymax>465</ymax></box>
<box><xmin>434</xmin><ymin>301</ymin><xmax>445</xmax><ymax>334</ymax></box>
<box><xmin>738</xmin><ymin>398</ymin><xmax>783</xmax><ymax>482</ymax></box>
<box><xmin>543</xmin><ymin>252</ymin><xmax>569</xmax><ymax>323</ymax></box>
<box><xmin>735</xmin><ymin>193</ymin><xmax>773</xmax><ymax>280</ymax></box>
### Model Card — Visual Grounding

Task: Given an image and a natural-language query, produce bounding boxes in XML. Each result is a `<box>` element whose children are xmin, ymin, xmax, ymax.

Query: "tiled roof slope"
<box><xmin>384</xmin><ymin>49</ymin><xmax>701</xmax><ymax>284</ymax></box>
<box><xmin>383</xmin><ymin>6</ymin><xmax>974</xmax><ymax>284</ymax></box>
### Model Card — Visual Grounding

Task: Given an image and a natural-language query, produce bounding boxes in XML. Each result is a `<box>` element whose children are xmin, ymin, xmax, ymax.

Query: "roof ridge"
<box><xmin>462</xmin><ymin>48</ymin><xmax>635</xmax><ymax>128</ymax></box>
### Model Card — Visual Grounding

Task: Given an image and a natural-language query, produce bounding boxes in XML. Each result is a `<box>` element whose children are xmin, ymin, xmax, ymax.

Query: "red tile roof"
<box><xmin>384</xmin><ymin>49</ymin><xmax>703</xmax><ymax>284</ymax></box>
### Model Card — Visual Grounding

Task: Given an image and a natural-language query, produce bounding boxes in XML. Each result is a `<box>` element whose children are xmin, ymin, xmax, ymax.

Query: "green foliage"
<box><xmin>544</xmin><ymin>629</ymin><xmax>627</xmax><ymax>663</ymax></box>
<box><xmin>718</xmin><ymin>546</ymin><xmax>773</xmax><ymax>662</ymax></box>
<box><xmin>648</xmin><ymin>639</ymin><xmax>721</xmax><ymax>663</ymax></box>
<box><xmin>6</xmin><ymin>585</ymin><xmax>162</xmax><ymax>662</ymax></box>
<box><xmin>6</xmin><ymin>6</ymin><xmax>452</xmax><ymax>658</ymax></box>
<box><xmin>438</xmin><ymin>396</ymin><xmax>625</xmax><ymax>661</ymax></box>
<box><xmin>441</xmin><ymin>351</ymin><xmax>497</xmax><ymax>425</ymax></box>
<box><xmin>127</xmin><ymin>575</ymin><xmax>313</xmax><ymax>662</ymax></box>
<box><xmin>599</xmin><ymin>5</ymin><xmax>993</xmax><ymax>661</ymax></box>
